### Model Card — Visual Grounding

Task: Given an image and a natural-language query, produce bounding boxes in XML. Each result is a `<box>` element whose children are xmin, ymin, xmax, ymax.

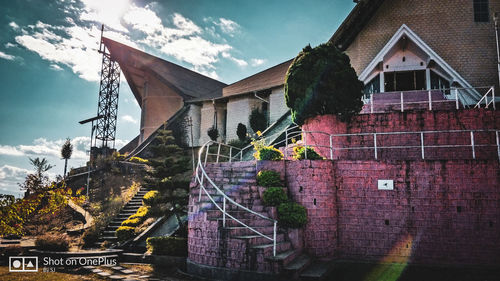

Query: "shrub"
<box><xmin>129</xmin><ymin>206</ymin><xmax>150</xmax><ymax>220</ymax></box>
<box><xmin>278</xmin><ymin>202</ymin><xmax>307</xmax><ymax>228</ymax></box>
<box><xmin>128</xmin><ymin>156</ymin><xmax>149</xmax><ymax>164</ymax></box>
<box><xmin>112</xmin><ymin>151</ymin><xmax>127</xmax><ymax>161</ymax></box>
<box><xmin>146</xmin><ymin>236</ymin><xmax>187</xmax><ymax>256</ymax></box>
<box><xmin>249</xmin><ymin>108</ymin><xmax>267</xmax><ymax>133</ymax></box>
<box><xmin>255</xmin><ymin>146</ymin><xmax>283</xmax><ymax>161</ymax></box>
<box><xmin>256</xmin><ymin>170</ymin><xmax>282</xmax><ymax>187</ymax></box>
<box><xmin>236</xmin><ymin>123</ymin><xmax>248</xmax><ymax>141</ymax></box>
<box><xmin>263</xmin><ymin>187</ymin><xmax>288</xmax><ymax>206</ymax></box>
<box><xmin>292</xmin><ymin>146</ymin><xmax>325</xmax><ymax>160</ymax></box>
<box><xmin>121</xmin><ymin>217</ymin><xmax>142</xmax><ymax>227</ymax></box>
<box><xmin>285</xmin><ymin>42</ymin><xmax>364</xmax><ymax>125</ymax></box>
<box><xmin>116</xmin><ymin>226</ymin><xmax>135</xmax><ymax>241</ymax></box>
<box><xmin>143</xmin><ymin>190</ymin><xmax>160</xmax><ymax>205</ymax></box>
<box><xmin>207</xmin><ymin>126</ymin><xmax>219</xmax><ymax>141</ymax></box>
<box><xmin>35</xmin><ymin>234</ymin><xmax>69</xmax><ymax>252</ymax></box>
<box><xmin>82</xmin><ymin>228</ymin><xmax>99</xmax><ymax>247</ymax></box>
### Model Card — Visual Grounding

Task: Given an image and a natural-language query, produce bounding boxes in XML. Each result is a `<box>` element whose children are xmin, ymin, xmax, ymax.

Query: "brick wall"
<box><xmin>345</xmin><ymin>0</ymin><xmax>500</xmax><ymax>90</ymax></box>
<box><xmin>302</xmin><ymin>109</ymin><xmax>500</xmax><ymax>161</ymax></box>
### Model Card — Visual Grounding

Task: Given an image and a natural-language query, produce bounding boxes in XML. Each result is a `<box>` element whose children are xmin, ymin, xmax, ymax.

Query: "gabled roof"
<box><xmin>222</xmin><ymin>59</ymin><xmax>293</xmax><ymax>97</ymax></box>
<box><xmin>102</xmin><ymin>37</ymin><xmax>226</xmax><ymax>106</ymax></box>
<box><xmin>329</xmin><ymin>0</ymin><xmax>385</xmax><ymax>50</ymax></box>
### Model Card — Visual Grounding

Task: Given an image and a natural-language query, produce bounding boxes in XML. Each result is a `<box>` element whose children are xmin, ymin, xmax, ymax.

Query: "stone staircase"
<box><xmin>188</xmin><ymin>161</ymin><xmax>313</xmax><ymax>278</ymax></box>
<box><xmin>97</xmin><ymin>187</ymin><xmax>150</xmax><ymax>244</ymax></box>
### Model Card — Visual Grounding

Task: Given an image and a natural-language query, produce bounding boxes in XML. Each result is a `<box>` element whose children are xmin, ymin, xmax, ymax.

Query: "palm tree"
<box><xmin>61</xmin><ymin>138</ymin><xmax>73</xmax><ymax>178</ymax></box>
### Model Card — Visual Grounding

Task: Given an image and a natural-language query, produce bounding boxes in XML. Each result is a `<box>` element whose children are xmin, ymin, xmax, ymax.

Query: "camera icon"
<box><xmin>9</xmin><ymin>256</ymin><xmax>38</xmax><ymax>272</ymax></box>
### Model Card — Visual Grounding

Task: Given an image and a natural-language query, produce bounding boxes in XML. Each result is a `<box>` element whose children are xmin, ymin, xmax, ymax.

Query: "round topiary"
<box><xmin>293</xmin><ymin>146</ymin><xmax>324</xmax><ymax>160</ymax></box>
<box><xmin>285</xmin><ymin>42</ymin><xmax>364</xmax><ymax>126</ymax></box>
<box><xmin>263</xmin><ymin>187</ymin><xmax>288</xmax><ymax>206</ymax></box>
<box><xmin>236</xmin><ymin>123</ymin><xmax>248</xmax><ymax>141</ymax></box>
<box><xmin>277</xmin><ymin>202</ymin><xmax>307</xmax><ymax>228</ymax></box>
<box><xmin>255</xmin><ymin>147</ymin><xmax>283</xmax><ymax>161</ymax></box>
<box><xmin>256</xmin><ymin>170</ymin><xmax>282</xmax><ymax>187</ymax></box>
<box><xmin>207</xmin><ymin>126</ymin><xmax>219</xmax><ymax>141</ymax></box>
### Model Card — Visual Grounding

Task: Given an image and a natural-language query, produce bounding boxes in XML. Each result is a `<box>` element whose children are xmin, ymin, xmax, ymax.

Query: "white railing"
<box><xmin>364</xmin><ymin>86</ymin><xmax>495</xmax><ymax>113</ymax></box>
<box><xmin>474</xmin><ymin>87</ymin><xmax>496</xmax><ymax>109</ymax></box>
<box><xmin>194</xmin><ymin>141</ymin><xmax>278</xmax><ymax>256</ymax></box>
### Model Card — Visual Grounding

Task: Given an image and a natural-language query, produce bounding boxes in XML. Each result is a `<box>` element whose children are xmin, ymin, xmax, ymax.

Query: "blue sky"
<box><xmin>0</xmin><ymin>0</ymin><xmax>355</xmax><ymax>196</ymax></box>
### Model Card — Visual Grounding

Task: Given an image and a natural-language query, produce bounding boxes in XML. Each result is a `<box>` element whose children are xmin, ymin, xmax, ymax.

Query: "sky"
<box><xmin>0</xmin><ymin>0</ymin><xmax>355</xmax><ymax>197</ymax></box>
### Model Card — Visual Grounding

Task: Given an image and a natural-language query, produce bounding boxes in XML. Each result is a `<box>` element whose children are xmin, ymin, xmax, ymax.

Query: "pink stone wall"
<box><xmin>301</xmin><ymin>109</ymin><xmax>500</xmax><ymax>161</ymax></box>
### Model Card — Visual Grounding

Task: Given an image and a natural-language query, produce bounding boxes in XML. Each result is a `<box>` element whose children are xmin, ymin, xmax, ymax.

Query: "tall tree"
<box><xmin>20</xmin><ymin>157</ymin><xmax>54</xmax><ymax>195</ymax></box>
<box><xmin>61</xmin><ymin>138</ymin><xmax>73</xmax><ymax>178</ymax></box>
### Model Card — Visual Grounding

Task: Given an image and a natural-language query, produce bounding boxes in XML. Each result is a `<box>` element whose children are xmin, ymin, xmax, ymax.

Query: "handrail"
<box><xmin>194</xmin><ymin>140</ymin><xmax>278</xmax><ymax>256</ymax></box>
<box><xmin>474</xmin><ymin>86</ymin><xmax>496</xmax><ymax>110</ymax></box>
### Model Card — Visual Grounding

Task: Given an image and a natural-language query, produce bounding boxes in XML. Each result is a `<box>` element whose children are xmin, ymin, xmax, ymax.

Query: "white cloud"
<box><xmin>9</xmin><ymin>21</ymin><xmax>20</xmax><ymax>30</ymax></box>
<box><xmin>0</xmin><ymin>145</ymin><xmax>24</xmax><ymax>156</ymax></box>
<box><xmin>0</xmin><ymin>165</ymin><xmax>29</xmax><ymax>194</ymax></box>
<box><xmin>250</xmin><ymin>58</ymin><xmax>266</xmax><ymax>67</ymax></box>
<box><xmin>215</xmin><ymin>18</ymin><xmax>240</xmax><ymax>36</ymax></box>
<box><xmin>5</xmin><ymin>42</ymin><xmax>16</xmax><ymax>48</ymax></box>
<box><xmin>0</xmin><ymin>51</ymin><xmax>16</xmax><ymax>60</ymax></box>
<box><xmin>121</xmin><ymin>114</ymin><xmax>137</xmax><ymax>124</ymax></box>
<box><xmin>50</xmin><ymin>64</ymin><xmax>63</xmax><ymax>71</ymax></box>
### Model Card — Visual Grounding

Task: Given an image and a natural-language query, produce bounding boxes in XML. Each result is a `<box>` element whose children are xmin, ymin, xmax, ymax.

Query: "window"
<box><xmin>473</xmin><ymin>0</ymin><xmax>489</xmax><ymax>22</ymax></box>
<box><xmin>363</xmin><ymin>74</ymin><xmax>380</xmax><ymax>99</ymax></box>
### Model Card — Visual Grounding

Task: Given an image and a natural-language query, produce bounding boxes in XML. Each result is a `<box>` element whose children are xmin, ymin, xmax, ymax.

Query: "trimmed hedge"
<box><xmin>263</xmin><ymin>187</ymin><xmax>287</xmax><ymax>206</ymax></box>
<box><xmin>35</xmin><ymin>234</ymin><xmax>69</xmax><ymax>252</ymax></box>
<box><xmin>256</xmin><ymin>170</ymin><xmax>282</xmax><ymax>187</ymax></box>
<box><xmin>128</xmin><ymin>156</ymin><xmax>149</xmax><ymax>164</ymax></box>
<box><xmin>255</xmin><ymin>147</ymin><xmax>283</xmax><ymax>161</ymax></box>
<box><xmin>143</xmin><ymin>190</ymin><xmax>160</xmax><ymax>205</ymax></box>
<box><xmin>285</xmin><ymin>42</ymin><xmax>364</xmax><ymax>125</ymax></box>
<box><xmin>278</xmin><ymin>202</ymin><xmax>307</xmax><ymax>228</ymax></box>
<box><xmin>293</xmin><ymin>146</ymin><xmax>324</xmax><ymax>160</ymax></box>
<box><xmin>116</xmin><ymin>226</ymin><xmax>135</xmax><ymax>241</ymax></box>
<box><xmin>121</xmin><ymin>217</ymin><xmax>142</xmax><ymax>227</ymax></box>
<box><xmin>236</xmin><ymin>123</ymin><xmax>247</xmax><ymax>141</ymax></box>
<box><xmin>146</xmin><ymin>236</ymin><xmax>187</xmax><ymax>256</ymax></box>
<box><xmin>207</xmin><ymin>126</ymin><xmax>219</xmax><ymax>141</ymax></box>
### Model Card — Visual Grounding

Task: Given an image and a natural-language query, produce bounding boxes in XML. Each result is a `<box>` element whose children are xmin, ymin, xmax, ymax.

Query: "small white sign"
<box><xmin>378</xmin><ymin>180</ymin><xmax>393</xmax><ymax>190</ymax></box>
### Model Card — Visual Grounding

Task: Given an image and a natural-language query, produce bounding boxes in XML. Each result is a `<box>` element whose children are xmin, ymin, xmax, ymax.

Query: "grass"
<box><xmin>0</xmin><ymin>266</ymin><xmax>102</xmax><ymax>281</ymax></box>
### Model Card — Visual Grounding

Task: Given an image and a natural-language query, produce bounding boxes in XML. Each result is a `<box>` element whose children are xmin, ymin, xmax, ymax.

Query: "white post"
<box><xmin>428</xmin><ymin>90</ymin><xmax>432</xmax><ymax>111</ymax></box>
<box><xmin>370</xmin><ymin>94</ymin><xmax>374</xmax><ymax>113</ymax></box>
<box><xmin>400</xmin><ymin>91</ymin><xmax>404</xmax><ymax>112</ymax></box>
<box><xmin>493</xmin><ymin>87</ymin><xmax>496</xmax><ymax>110</ymax></box>
<box><xmin>216</xmin><ymin>143</ymin><xmax>221</xmax><ymax>163</ymax></box>
<box><xmin>420</xmin><ymin>132</ymin><xmax>425</xmax><ymax>160</ymax></box>
<box><xmin>198</xmin><ymin>174</ymin><xmax>203</xmax><ymax>202</ymax></box>
<box><xmin>374</xmin><ymin>133</ymin><xmax>378</xmax><ymax>160</ymax></box>
<box><xmin>304</xmin><ymin>132</ymin><xmax>308</xmax><ymax>160</ymax></box>
<box><xmin>496</xmin><ymin>130</ymin><xmax>500</xmax><ymax>162</ymax></box>
<box><xmin>470</xmin><ymin>131</ymin><xmax>476</xmax><ymax>159</ymax></box>
<box><xmin>455</xmin><ymin>88</ymin><xmax>459</xmax><ymax>110</ymax></box>
<box><xmin>229</xmin><ymin>147</ymin><xmax>232</xmax><ymax>163</ymax></box>
<box><xmin>329</xmin><ymin>135</ymin><xmax>333</xmax><ymax>160</ymax></box>
<box><xmin>223</xmin><ymin>197</ymin><xmax>226</xmax><ymax>227</ymax></box>
<box><xmin>285</xmin><ymin>129</ymin><xmax>288</xmax><ymax>159</ymax></box>
<box><xmin>205</xmin><ymin>144</ymin><xmax>210</xmax><ymax>165</ymax></box>
<box><xmin>273</xmin><ymin>221</ymin><xmax>277</xmax><ymax>256</ymax></box>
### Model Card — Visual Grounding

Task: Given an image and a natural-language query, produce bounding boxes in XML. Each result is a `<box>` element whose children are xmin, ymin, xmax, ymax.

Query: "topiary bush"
<box><xmin>285</xmin><ymin>42</ymin><xmax>364</xmax><ymax>126</ymax></box>
<box><xmin>146</xmin><ymin>236</ymin><xmax>188</xmax><ymax>256</ymax></box>
<box><xmin>292</xmin><ymin>146</ymin><xmax>325</xmax><ymax>160</ymax></box>
<box><xmin>35</xmin><ymin>234</ymin><xmax>69</xmax><ymax>252</ymax></box>
<box><xmin>257</xmin><ymin>170</ymin><xmax>282</xmax><ymax>187</ymax></box>
<box><xmin>207</xmin><ymin>126</ymin><xmax>219</xmax><ymax>141</ymax></box>
<box><xmin>255</xmin><ymin>146</ymin><xmax>283</xmax><ymax>161</ymax></box>
<box><xmin>236</xmin><ymin>123</ymin><xmax>248</xmax><ymax>141</ymax></box>
<box><xmin>143</xmin><ymin>190</ymin><xmax>160</xmax><ymax>206</ymax></box>
<box><xmin>116</xmin><ymin>226</ymin><xmax>135</xmax><ymax>241</ymax></box>
<box><xmin>121</xmin><ymin>217</ymin><xmax>141</xmax><ymax>227</ymax></box>
<box><xmin>249</xmin><ymin>108</ymin><xmax>267</xmax><ymax>133</ymax></box>
<box><xmin>278</xmin><ymin>202</ymin><xmax>307</xmax><ymax>228</ymax></box>
<box><xmin>129</xmin><ymin>206</ymin><xmax>150</xmax><ymax>220</ymax></box>
<box><xmin>263</xmin><ymin>187</ymin><xmax>288</xmax><ymax>206</ymax></box>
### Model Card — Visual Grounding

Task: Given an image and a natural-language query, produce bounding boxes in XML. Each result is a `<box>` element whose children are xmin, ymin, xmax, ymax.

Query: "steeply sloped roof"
<box><xmin>102</xmin><ymin>37</ymin><xmax>226</xmax><ymax>105</ymax></box>
<box><xmin>329</xmin><ymin>0</ymin><xmax>385</xmax><ymax>50</ymax></box>
<box><xmin>222</xmin><ymin>59</ymin><xmax>293</xmax><ymax>97</ymax></box>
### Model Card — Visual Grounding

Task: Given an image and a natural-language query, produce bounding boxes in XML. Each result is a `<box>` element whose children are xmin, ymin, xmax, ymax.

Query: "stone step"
<box><xmin>106</xmin><ymin>226</ymin><xmax>120</xmax><ymax>231</ymax></box>
<box><xmin>208</xmin><ymin>217</ymin><xmax>275</xmax><ymax>227</ymax></box>
<box><xmin>102</xmin><ymin>231</ymin><xmax>116</xmax><ymax>236</ymax></box>
<box><xmin>98</xmin><ymin>236</ymin><xmax>118</xmax><ymax>241</ymax></box>
<box><xmin>300</xmin><ymin>260</ymin><xmax>334</xmax><ymax>281</ymax></box>
<box><xmin>232</xmin><ymin>233</ymin><xmax>285</xmax><ymax>245</ymax></box>
<box><xmin>251</xmin><ymin>241</ymin><xmax>292</xmax><ymax>257</ymax></box>
<box><xmin>224</xmin><ymin>225</ymin><xmax>275</xmax><ymax>237</ymax></box>
<box><xmin>199</xmin><ymin>199</ymin><xmax>264</xmax><ymax>210</ymax></box>
<box><xmin>266</xmin><ymin>249</ymin><xmax>300</xmax><ymax>266</ymax></box>
<box><xmin>284</xmin><ymin>254</ymin><xmax>312</xmax><ymax>277</ymax></box>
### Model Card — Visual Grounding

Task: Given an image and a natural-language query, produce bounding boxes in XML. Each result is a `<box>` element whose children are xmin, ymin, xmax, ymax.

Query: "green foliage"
<box><xmin>129</xmin><ymin>206</ymin><xmax>150</xmax><ymax>220</ymax></box>
<box><xmin>121</xmin><ymin>217</ymin><xmax>141</xmax><ymax>227</ymax></box>
<box><xmin>249</xmin><ymin>108</ymin><xmax>267</xmax><ymax>133</ymax></box>
<box><xmin>292</xmin><ymin>146</ymin><xmax>325</xmax><ymax>160</ymax></box>
<box><xmin>143</xmin><ymin>190</ymin><xmax>160</xmax><ymax>206</ymax></box>
<box><xmin>146</xmin><ymin>236</ymin><xmax>187</xmax><ymax>256</ymax></box>
<box><xmin>278</xmin><ymin>202</ymin><xmax>307</xmax><ymax>228</ymax></box>
<box><xmin>112</xmin><ymin>151</ymin><xmax>127</xmax><ymax>161</ymax></box>
<box><xmin>61</xmin><ymin>138</ymin><xmax>73</xmax><ymax>177</ymax></box>
<box><xmin>285</xmin><ymin>42</ymin><xmax>364</xmax><ymax>125</ymax></box>
<box><xmin>128</xmin><ymin>156</ymin><xmax>149</xmax><ymax>164</ymax></box>
<box><xmin>207</xmin><ymin>126</ymin><xmax>219</xmax><ymax>141</ymax></box>
<box><xmin>20</xmin><ymin>157</ymin><xmax>54</xmax><ymax>195</ymax></box>
<box><xmin>256</xmin><ymin>170</ymin><xmax>282</xmax><ymax>187</ymax></box>
<box><xmin>116</xmin><ymin>226</ymin><xmax>135</xmax><ymax>241</ymax></box>
<box><xmin>236</xmin><ymin>123</ymin><xmax>248</xmax><ymax>141</ymax></box>
<box><xmin>263</xmin><ymin>187</ymin><xmax>288</xmax><ymax>206</ymax></box>
<box><xmin>35</xmin><ymin>234</ymin><xmax>69</xmax><ymax>252</ymax></box>
<box><xmin>227</xmin><ymin>139</ymin><xmax>249</xmax><ymax>151</ymax></box>
<box><xmin>255</xmin><ymin>146</ymin><xmax>283</xmax><ymax>161</ymax></box>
